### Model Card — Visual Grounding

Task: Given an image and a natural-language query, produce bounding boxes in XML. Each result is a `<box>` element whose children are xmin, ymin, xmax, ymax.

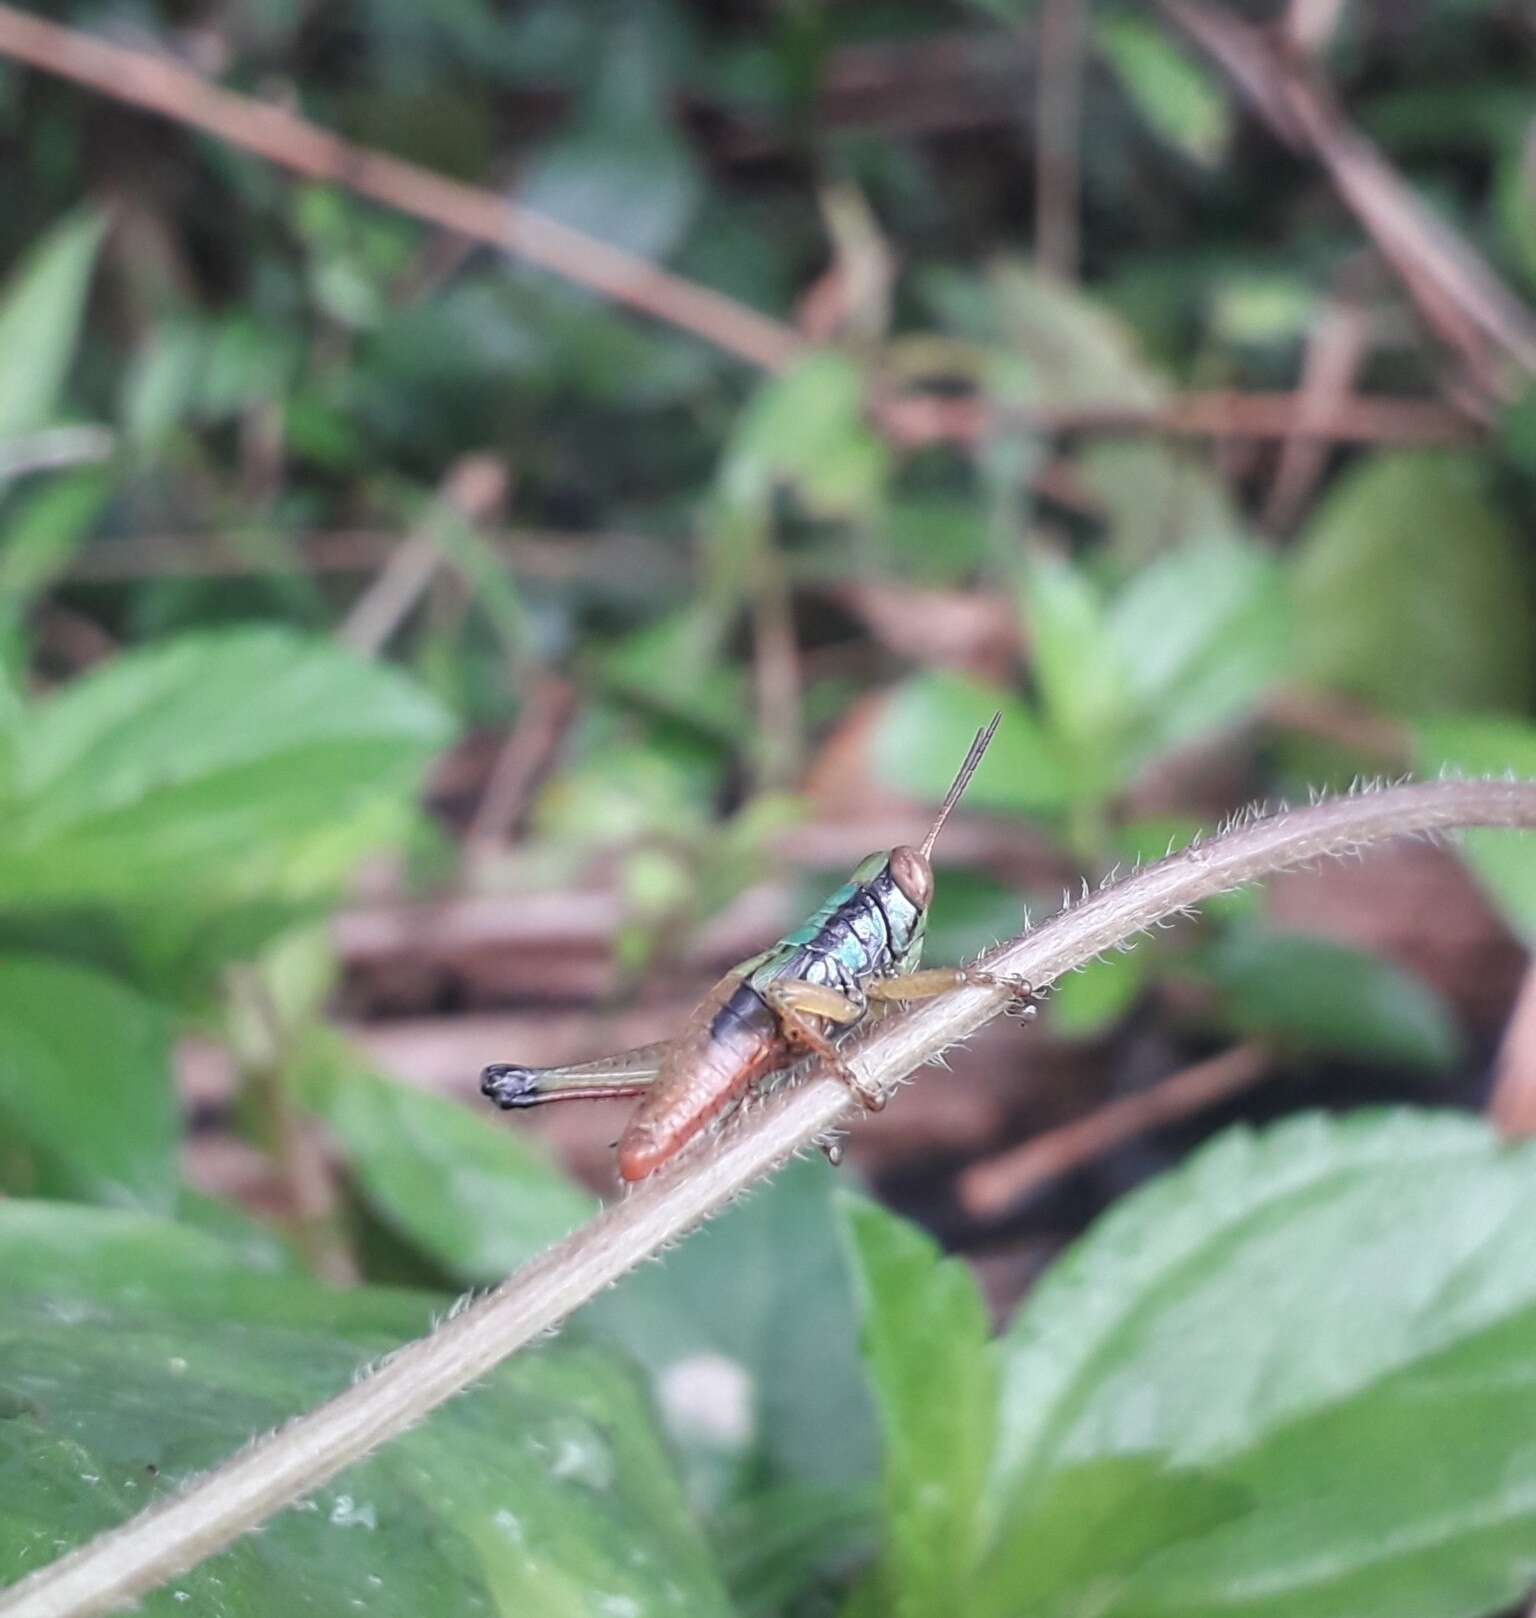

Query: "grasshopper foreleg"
<box><xmin>868</xmin><ymin>967</ymin><xmax>1038</xmax><ymax>1017</ymax></box>
<box><xmin>760</xmin><ymin>981</ymin><xmax>886</xmax><ymax>1113</ymax></box>
<box><xmin>480</xmin><ymin>1041</ymin><xmax>670</xmax><ymax>1110</ymax></box>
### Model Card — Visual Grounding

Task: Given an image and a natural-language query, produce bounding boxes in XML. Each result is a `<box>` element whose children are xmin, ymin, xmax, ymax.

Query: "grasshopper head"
<box><xmin>887</xmin><ymin>844</ymin><xmax>934</xmax><ymax>909</ymax></box>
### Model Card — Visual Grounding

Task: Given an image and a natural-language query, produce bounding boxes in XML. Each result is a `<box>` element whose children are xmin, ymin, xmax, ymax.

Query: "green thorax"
<box><xmin>742</xmin><ymin>854</ymin><xmax>924</xmax><ymax>996</ymax></box>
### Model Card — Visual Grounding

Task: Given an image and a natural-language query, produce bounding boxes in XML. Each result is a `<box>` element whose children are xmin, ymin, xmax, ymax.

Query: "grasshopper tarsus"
<box><xmin>962</xmin><ymin>970</ymin><xmax>1038</xmax><ymax>1007</ymax></box>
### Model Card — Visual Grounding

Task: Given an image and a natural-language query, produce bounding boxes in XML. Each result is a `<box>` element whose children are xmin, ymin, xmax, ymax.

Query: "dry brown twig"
<box><xmin>339</xmin><ymin>457</ymin><xmax>508</xmax><ymax>656</ymax></box>
<box><xmin>225</xmin><ymin>970</ymin><xmax>358</xmax><ymax>1287</ymax></box>
<box><xmin>0</xmin><ymin>5</ymin><xmax>800</xmax><ymax>373</ymax></box>
<box><xmin>464</xmin><ymin>673</ymin><xmax>579</xmax><ymax>854</ymax></box>
<box><xmin>1035</xmin><ymin>0</ymin><xmax>1086</xmax><ymax>282</ymax></box>
<box><xmin>2</xmin><ymin>780</ymin><xmax>1534</xmax><ymax>1618</ymax></box>
<box><xmin>959</xmin><ymin>1041</ymin><xmax>1272</xmax><ymax>1217</ymax></box>
<box><xmin>0</xmin><ymin>4</ymin><xmax>1494</xmax><ymax>456</ymax></box>
<box><xmin>876</xmin><ymin>389</ymin><xmax>1476</xmax><ymax>448</ymax></box>
<box><xmin>1261</xmin><ymin>295</ymin><xmax>1370</xmax><ymax>530</ymax></box>
<box><xmin>1161</xmin><ymin>0</ymin><xmax>1536</xmax><ymax>393</ymax></box>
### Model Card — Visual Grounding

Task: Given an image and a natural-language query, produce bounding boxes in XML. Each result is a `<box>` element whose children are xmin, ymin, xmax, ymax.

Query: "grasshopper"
<box><xmin>481</xmin><ymin>715</ymin><xmax>1029</xmax><ymax>1180</ymax></box>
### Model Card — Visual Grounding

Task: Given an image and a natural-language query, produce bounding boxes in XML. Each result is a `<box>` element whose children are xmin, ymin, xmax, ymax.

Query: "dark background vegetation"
<box><xmin>1</xmin><ymin>0</ymin><xmax>1536</xmax><ymax>1613</ymax></box>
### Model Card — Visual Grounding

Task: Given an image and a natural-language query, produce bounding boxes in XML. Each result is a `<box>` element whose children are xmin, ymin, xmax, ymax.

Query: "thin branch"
<box><xmin>0</xmin><ymin>5</ymin><xmax>800</xmax><ymax>373</ymax></box>
<box><xmin>1035</xmin><ymin>0</ymin><xmax>1086</xmax><ymax>282</ymax></box>
<box><xmin>3</xmin><ymin>779</ymin><xmax>1534</xmax><ymax>1618</ymax></box>
<box><xmin>1</xmin><ymin>0</ymin><xmax>1507</xmax><ymax>429</ymax></box>
<box><xmin>1262</xmin><ymin>687</ymin><xmax>1410</xmax><ymax>765</ymax></box>
<box><xmin>1160</xmin><ymin>0</ymin><xmax>1536</xmax><ymax>387</ymax></box>
<box><xmin>339</xmin><ymin>458</ymin><xmax>508</xmax><ymax>656</ymax></box>
<box><xmin>465</xmin><ymin>673</ymin><xmax>577</xmax><ymax>854</ymax></box>
<box><xmin>1284</xmin><ymin>0</ymin><xmax>1349</xmax><ymax>57</ymax></box>
<box><xmin>226</xmin><ymin>970</ymin><xmax>358</xmax><ymax>1288</ymax></box>
<box><xmin>875</xmin><ymin>388</ymin><xmax>1476</xmax><ymax>447</ymax></box>
<box><xmin>1260</xmin><ymin>295</ymin><xmax>1370</xmax><ymax>530</ymax></box>
<box><xmin>750</xmin><ymin>545</ymin><xmax>804</xmax><ymax>790</ymax></box>
<box><xmin>959</xmin><ymin>1041</ymin><xmax>1272</xmax><ymax>1217</ymax></box>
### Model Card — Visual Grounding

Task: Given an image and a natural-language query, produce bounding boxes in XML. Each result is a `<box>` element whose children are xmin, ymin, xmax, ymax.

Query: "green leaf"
<box><xmin>515</xmin><ymin>19</ymin><xmax>702</xmax><ymax>265</ymax></box>
<box><xmin>988</xmin><ymin>261</ymin><xmax>1166</xmax><ymax>411</ymax></box>
<box><xmin>1119</xmin><ymin>1315</ymin><xmax>1536</xmax><ymax>1618</ymax></box>
<box><xmin>584</xmin><ymin>1157</ymin><xmax>878</xmax><ymax>1501</ymax></box>
<box><xmin>1109</xmin><ymin>536</ymin><xmax>1290</xmax><ymax>766</ymax></box>
<box><xmin>290</xmin><ymin>1029</ymin><xmax>597</xmax><ymax>1283</ymax></box>
<box><xmin>120</xmin><ymin>316</ymin><xmax>205</xmax><ymax>448</ymax></box>
<box><xmin>532</xmin><ymin>706</ymin><xmax>724</xmax><ymax>849</ymax></box>
<box><xmin>1292</xmin><ymin>453</ymin><xmax>1535</xmax><ymax>714</ymax></box>
<box><xmin>120</xmin><ymin>315</ymin><xmax>224</xmax><ymax>452</ymax></box>
<box><xmin>417</xmin><ymin>494</ymin><xmax>532</xmax><ymax>664</ymax></box>
<box><xmin>1095</xmin><ymin>12</ymin><xmax>1232</xmax><ymax>167</ymax></box>
<box><xmin>0</xmin><ymin>1199</ymin><xmax>409</xmax><ymax>1331</ymax></box>
<box><xmin>598</xmin><ymin>607</ymin><xmax>749</xmax><ymax>738</ymax></box>
<box><xmin>1208</xmin><ymin>275</ymin><xmax>1319</xmax><ymax>347</ymax></box>
<box><xmin>1414</xmin><ymin>714</ymin><xmax>1536</xmax><ymax>943</ymax></box>
<box><xmin>976</xmin><ymin>1456</ymin><xmax>1246</xmax><ymax>1618</ymax></box>
<box><xmin>0</xmin><ymin>210</ymin><xmax>106</xmax><ymax>438</ymax></box>
<box><xmin>0</xmin><ymin>470</ymin><xmax>111</xmax><ymax>672</ymax></box>
<box><xmin>0</xmin><ymin>469</ymin><xmax>109</xmax><ymax>597</ymax></box>
<box><xmin>837</xmin><ymin>1194</ymin><xmax>995</xmax><ymax>1618</ymax></box>
<box><xmin>196</xmin><ymin>311</ymin><xmax>300</xmax><ymax>419</ymax></box>
<box><xmin>1079</xmin><ymin>442</ymin><xmax>1246</xmax><ymax>564</ymax></box>
<box><xmin>921</xmin><ymin>869</ymin><xmax>1025</xmax><ymax>971</ymax></box>
<box><xmin>714</xmin><ymin>1482</ymin><xmax>876</xmax><ymax>1618</ymax></box>
<box><xmin>1501</xmin><ymin>379</ymin><xmax>1536</xmax><ymax>478</ymax></box>
<box><xmin>883</xmin><ymin>498</ymin><xmax>991</xmax><ymax>587</ymax></box>
<box><xmin>872</xmin><ymin>671</ymin><xmax>1073</xmax><ymax>817</ymax></box>
<box><xmin>1020</xmin><ymin>552</ymin><xmax>1128</xmax><ymax>797</ymax></box>
<box><xmin>1195</xmin><ymin>927</ymin><xmax>1460</xmax><ymax>1070</ymax></box>
<box><xmin>1</xmin><ymin>627</ymin><xmax>453</xmax><ymax>913</ymax></box>
<box><xmin>989</xmin><ymin>1111</ymin><xmax>1536</xmax><ymax>1618</ymax></box>
<box><xmin>0</xmin><ymin>1201</ymin><xmax>733</xmax><ymax>1616</ymax></box>
<box><xmin>721</xmin><ymin>352</ymin><xmax>889</xmax><ymax>522</ymax></box>
<box><xmin>1049</xmin><ymin>949</ymin><xmax>1148</xmax><ymax>1039</ymax></box>
<box><xmin>173</xmin><ymin>1188</ymin><xmax>300</xmax><ymax>1274</ymax></box>
<box><xmin>1494</xmin><ymin>121</ymin><xmax>1536</xmax><ymax>292</ymax></box>
<box><xmin>0</xmin><ymin>954</ymin><xmax>175</xmax><ymax>1210</ymax></box>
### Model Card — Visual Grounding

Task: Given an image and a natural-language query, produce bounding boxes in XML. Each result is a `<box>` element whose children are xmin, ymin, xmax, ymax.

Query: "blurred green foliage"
<box><xmin>843</xmin><ymin>1111</ymin><xmax>1536</xmax><ymax>1618</ymax></box>
<box><xmin>2</xmin><ymin>0</ymin><xmax>1536</xmax><ymax>1612</ymax></box>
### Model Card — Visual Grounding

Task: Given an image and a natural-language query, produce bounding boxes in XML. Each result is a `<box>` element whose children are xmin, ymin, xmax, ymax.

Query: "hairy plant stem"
<box><xmin>3</xmin><ymin>780</ymin><xmax>1533</xmax><ymax>1618</ymax></box>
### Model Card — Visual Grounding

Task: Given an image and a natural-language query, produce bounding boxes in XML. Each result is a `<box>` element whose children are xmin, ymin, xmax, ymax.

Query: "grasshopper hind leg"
<box><xmin>481</xmin><ymin>1041</ymin><xmax>670</xmax><ymax>1110</ymax></box>
<box><xmin>760</xmin><ymin>981</ymin><xmax>886</xmax><ymax>1113</ymax></box>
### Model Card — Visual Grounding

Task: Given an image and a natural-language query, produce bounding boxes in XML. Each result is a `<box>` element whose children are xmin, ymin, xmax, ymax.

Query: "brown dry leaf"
<box><xmin>829</xmin><ymin>579</ymin><xmax>1020</xmax><ymax>683</ymax></box>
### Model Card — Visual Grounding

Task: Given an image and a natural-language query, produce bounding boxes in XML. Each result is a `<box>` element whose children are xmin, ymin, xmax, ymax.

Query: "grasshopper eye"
<box><xmin>888</xmin><ymin>845</ymin><xmax>933</xmax><ymax>908</ymax></box>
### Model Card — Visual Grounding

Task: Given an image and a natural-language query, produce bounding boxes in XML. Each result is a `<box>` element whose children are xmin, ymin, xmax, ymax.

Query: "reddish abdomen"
<box><xmin>617</xmin><ymin>984</ymin><xmax>782</xmax><ymax>1180</ymax></box>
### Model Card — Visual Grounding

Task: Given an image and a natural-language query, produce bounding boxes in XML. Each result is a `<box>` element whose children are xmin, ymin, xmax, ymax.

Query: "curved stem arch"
<box><xmin>3</xmin><ymin>779</ymin><xmax>1533</xmax><ymax>1618</ymax></box>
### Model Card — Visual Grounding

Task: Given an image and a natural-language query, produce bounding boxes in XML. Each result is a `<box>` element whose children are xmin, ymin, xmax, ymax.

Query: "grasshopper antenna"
<box><xmin>920</xmin><ymin>711</ymin><xmax>1001</xmax><ymax>858</ymax></box>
